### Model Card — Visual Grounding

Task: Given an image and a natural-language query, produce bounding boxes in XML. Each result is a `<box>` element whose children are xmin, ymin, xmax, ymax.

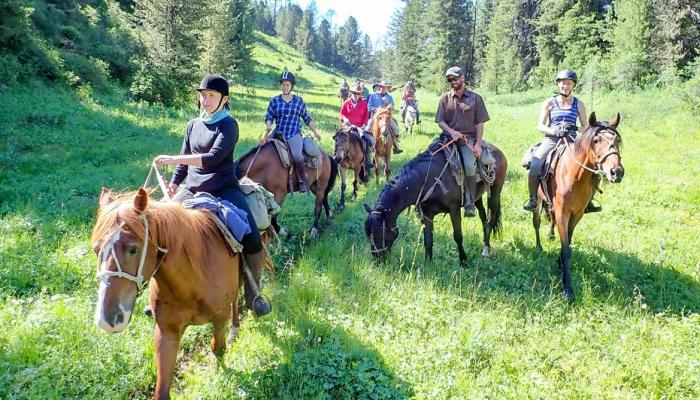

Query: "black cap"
<box><xmin>278</xmin><ymin>70</ymin><xmax>296</xmax><ymax>84</ymax></box>
<box><xmin>195</xmin><ymin>74</ymin><xmax>229</xmax><ymax>96</ymax></box>
<box><xmin>556</xmin><ymin>69</ymin><xmax>578</xmax><ymax>83</ymax></box>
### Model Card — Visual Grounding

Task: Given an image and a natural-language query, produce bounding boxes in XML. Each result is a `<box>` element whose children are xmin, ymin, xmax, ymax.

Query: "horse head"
<box><xmin>583</xmin><ymin>112</ymin><xmax>625</xmax><ymax>183</ymax></box>
<box><xmin>333</xmin><ymin>126</ymin><xmax>352</xmax><ymax>164</ymax></box>
<box><xmin>373</xmin><ymin>108</ymin><xmax>394</xmax><ymax>138</ymax></box>
<box><xmin>93</xmin><ymin>188</ymin><xmax>167</xmax><ymax>333</ymax></box>
<box><xmin>363</xmin><ymin>203</ymin><xmax>398</xmax><ymax>258</ymax></box>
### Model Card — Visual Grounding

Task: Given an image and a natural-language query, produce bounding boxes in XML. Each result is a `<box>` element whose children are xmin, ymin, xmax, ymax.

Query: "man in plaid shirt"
<box><xmin>264</xmin><ymin>69</ymin><xmax>322</xmax><ymax>192</ymax></box>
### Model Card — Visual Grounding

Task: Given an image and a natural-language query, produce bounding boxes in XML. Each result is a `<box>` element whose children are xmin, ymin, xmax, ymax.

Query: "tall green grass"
<box><xmin>1</xmin><ymin>33</ymin><xmax>698</xmax><ymax>399</ymax></box>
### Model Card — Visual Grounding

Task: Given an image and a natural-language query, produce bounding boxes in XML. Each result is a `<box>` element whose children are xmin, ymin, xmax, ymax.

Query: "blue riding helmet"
<box><xmin>556</xmin><ymin>69</ymin><xmax>578</xmax><ymax>84</ymax></box>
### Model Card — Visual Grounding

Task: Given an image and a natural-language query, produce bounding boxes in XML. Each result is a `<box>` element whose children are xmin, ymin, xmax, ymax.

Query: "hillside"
<box><xmin>1</xmin><ymin>32</ymin><xmax>699</xmax><ymax>399</ymax></box>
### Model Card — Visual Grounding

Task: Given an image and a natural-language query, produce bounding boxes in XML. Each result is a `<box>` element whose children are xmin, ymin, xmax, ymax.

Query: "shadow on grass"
<box><xmin>218</xmin><ymin>319</ymin><xmax>413</xmax><ymax>399</ymax></box>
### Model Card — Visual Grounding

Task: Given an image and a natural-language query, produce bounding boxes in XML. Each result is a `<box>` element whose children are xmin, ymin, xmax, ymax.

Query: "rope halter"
<box><xmin>95</xmin><ymin>214</ymin><xmax>168</xmax><ymax>292</ymax></box>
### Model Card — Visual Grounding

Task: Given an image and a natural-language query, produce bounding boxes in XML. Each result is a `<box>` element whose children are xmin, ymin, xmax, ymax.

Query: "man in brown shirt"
<box><xmin>435</xmin><ymin>66</ymin><xmax>490</xmax><ymax>217</ymax></box>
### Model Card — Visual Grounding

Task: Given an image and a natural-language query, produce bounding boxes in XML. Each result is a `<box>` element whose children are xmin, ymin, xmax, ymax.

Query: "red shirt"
<box><xmin>340</xmin><ymin>98</ymin><xmax>369</xmax><ymax>127</ymax></box>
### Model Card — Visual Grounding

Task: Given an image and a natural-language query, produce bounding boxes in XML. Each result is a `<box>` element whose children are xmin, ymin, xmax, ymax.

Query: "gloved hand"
<box><xmin>553</xmin><ymin>124</ymin><xmax>569</xmax><ymax>138</ymax></box>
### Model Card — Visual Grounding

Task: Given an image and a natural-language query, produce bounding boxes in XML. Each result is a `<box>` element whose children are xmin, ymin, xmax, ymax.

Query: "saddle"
<box><xmin>448</xmin><ymin>137</ymin><xmax>497</xmax><ymax>185</ymax></box>
<box><xmin>521</xmin><ymin>136</ymin><xmax>574</xmax><ymax>207</ymax></box>
<box><xmin>269</xmin><ymin>136</ymin><xmax>323</xmax><ymax>169</ymax></box>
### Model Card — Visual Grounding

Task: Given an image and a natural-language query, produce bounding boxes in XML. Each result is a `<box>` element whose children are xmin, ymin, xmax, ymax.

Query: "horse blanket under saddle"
<box><xmin>270</xmin><ymin>137</ymin><xmax>323</xmax><ymax>169</ymax></box>
<box><xmin>182</xmin><ymin>193</ymin><xmax>247</xmax><ymax>254</ymax></box>
<box><xmin>238</xmin><ymin>176</ymin><xmax>281</xmax><ymax>230</ymax></box>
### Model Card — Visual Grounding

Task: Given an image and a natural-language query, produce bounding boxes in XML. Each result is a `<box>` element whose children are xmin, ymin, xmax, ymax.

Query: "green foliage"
<box><xmin>295</xmin><ymin>4</ymin><xmax>317</xmax><ymax>60</ymax></box>
<box><xmin>335</xmin><ymin>17</ymin><xmax>363</xmax><ymax>75</ymax></box>
<box><xmin>608</xmin><ymin>0</ymin><xmax>652</xmax><ymax>88</ymax></box>
<box><xmin>481</xmin><ymin>0</ymin><xmax>523</xmax><ymax>93</ymax></box>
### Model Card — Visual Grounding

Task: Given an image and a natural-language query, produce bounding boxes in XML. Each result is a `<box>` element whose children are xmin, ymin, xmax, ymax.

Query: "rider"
<box><xmin>154</xmin><ymin>74</ymin><xmax>271</xmax><ymax>317</ymax></box>
<box><xmin>359</xmin><ymin>79</ymin><xmax>370</xmax><ymax>100</ymax></box>
<box><xmin>339</xmin><ymin>79</ymin><xmax>349</xmax><ymax>99</ymax></box>
<box><xmin>400</xmin><ymin>81</ymin><xmax>420</xmax><ymax>124</ymax></box>
<box><xmin>436</xmin><ymin>66</ymin><xmax>490</xmax><ymax>218</ymax></box>
<box><xmin>523</xmin><ymin>69</ymin><xmax>600</xmax><ymax>213</ymax></box>
<box><xmin>339</xmin><ymin>82</ymin><xmax>372</xmax><ymax>170</ymax></box>
<box><xmin>264</xmin><ymin>69</ymin><xmax>322</xmax><ymax>193</ymax></box>
<box><xmin>367</xmin><ymin>80</ymin><xmax>403</xmax><ymax>154</ymax></box>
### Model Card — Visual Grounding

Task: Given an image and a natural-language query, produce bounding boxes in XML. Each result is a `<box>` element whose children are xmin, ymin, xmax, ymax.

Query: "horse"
<box><xmin>371</xmin><ymin>107</ymin><xmax>396</xmax><ymax>182</ymax></box>
<box><xmin>402</xmin><ymin>104</ymin><xmax>417</xmax><ymax>135</ymax></box>
<box><xmin>93</xmin><ymin>188</ymin><xmax>273</xmax><ymax>399</ymax></box>
<box><xmin>236</xmin><ymin>141</ymin><xmax>338</xmax><ymax>239</ymax></box>
<box><xmin>333</xmin><ymin>125</ymin><xmax>369</xmax><ymax>209</ymax></box>
<box><xmin>364</xmin><ymin>134</ymin><xmax>508</xmax><ymax>265</ymax></box>
<box><xmin>532</xmin><ymin>112</ymin><xmax>624</xmax><ymax>300</ymax></box>
<box><xmin>339</xmin><ymin>87</ymin><xmax>349</xmax><ymax>105</ymax></box>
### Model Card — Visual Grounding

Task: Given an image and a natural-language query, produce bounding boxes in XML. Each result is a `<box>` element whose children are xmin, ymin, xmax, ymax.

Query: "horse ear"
<box><xmin>99</xmin><ymin>188</ymin><xmax>114</xmax><ymax>208</ymax></box>
<box><xmin>134</xmin><ymin>187</ymin><xmax>148</xmax><ymax>213</ymax></box>
<box><xmin>363</xmin><ymin>203</ymin><xmax>373</xmax><ymax>215</ymax></box>
<box><xmin>588</xmin><ymin>112</ymin><xmax>597</xmax><ymax>127</ymax></box>
<box><xmin>609</xmin><ymin>113</ymin><xmax>620</xmax><ymax>129</ymax></box>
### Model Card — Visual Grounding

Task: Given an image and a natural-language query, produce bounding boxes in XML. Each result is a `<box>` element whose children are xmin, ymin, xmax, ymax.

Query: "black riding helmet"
<box><xmin>279</xmin><ymin>69</ymin><xmax>296</xmax><ymax>85</ymax></box>
<box><xmin>555</xmin><ymin>69</ymin><xmax>578</xmax><ymax>84</ymax></box>
<box><xmin>195</xmin><ymin>74</ymin><xmax>230</xmax><ymax>110</ymax></box>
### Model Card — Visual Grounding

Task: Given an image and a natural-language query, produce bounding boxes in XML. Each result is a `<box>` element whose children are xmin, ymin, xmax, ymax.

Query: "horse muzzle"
<box><xmin>95</xmin><ymin>282</ymin><xmax>135</xmax><ymax>333</ymax></box>
<box><xmin>606</xmin><ymin>166</ymin><xmax>624</xmax><ymax>183</ymax></box>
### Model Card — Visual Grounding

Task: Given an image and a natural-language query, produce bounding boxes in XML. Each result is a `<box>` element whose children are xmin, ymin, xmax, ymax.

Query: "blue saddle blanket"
<box><xmin>182</xmin><ymin>193</ymin><xmax>251</xmax><ymax>242</ymax></box>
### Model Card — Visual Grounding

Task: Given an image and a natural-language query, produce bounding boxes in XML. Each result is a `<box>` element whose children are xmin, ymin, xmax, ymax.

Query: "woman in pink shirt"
<box><xmin>339</xmin><ymin>83</ymin><xmax>374</xmax><ymax>170</ymax></box>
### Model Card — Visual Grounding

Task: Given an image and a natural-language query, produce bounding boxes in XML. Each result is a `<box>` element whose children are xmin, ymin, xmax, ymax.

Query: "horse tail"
<box><xmin>324</xmin><ymin>154</ymin><xmax>339</xmax><ymax>200</ymax></box>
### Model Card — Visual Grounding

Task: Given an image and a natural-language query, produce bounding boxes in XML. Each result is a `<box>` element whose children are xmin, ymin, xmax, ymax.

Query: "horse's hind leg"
<box><xmin>228</xmin><ymin>299</ymin><xmax>240</xmax><ymax>343</ymax></box>
<box><xmin>310</xmin><ymin>192</ymin><xmax>323</xmax><ymax>239</ymax></box>
<box><xmin>449</xmin><ymin>208</ymin><xmax>467</xmax><ymax>266</ymax></box>
<box><xmin>475</xmin><ymin>197</ymin><xmax>490</xmax><ymax>258</ymax></box>
<box><xmin>422</xmin><ymin>216</ymin><xmax>434</xmax><ymax>262</ymax></box>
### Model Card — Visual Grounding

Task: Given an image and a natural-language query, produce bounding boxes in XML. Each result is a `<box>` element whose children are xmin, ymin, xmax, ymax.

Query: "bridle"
<box><xmin>368</xmin><ymin>209</ymin><xmax>397</xmax><ymax>254</ymax></box>
<box><xmin>95</xmin><ymin>214</ymin><xmax>168</xmax><ymax>292</ymax></box>
<box><xmin>566</xmin><ymin>125</ymin><xmax>621</xmax><ymax>175</ymax></box>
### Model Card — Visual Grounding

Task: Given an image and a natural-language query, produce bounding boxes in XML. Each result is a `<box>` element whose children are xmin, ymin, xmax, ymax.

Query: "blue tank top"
<box><xmin>548</xmin><ymin>97</ymin><xmax>579</xmax><ymax>128</ymax></box>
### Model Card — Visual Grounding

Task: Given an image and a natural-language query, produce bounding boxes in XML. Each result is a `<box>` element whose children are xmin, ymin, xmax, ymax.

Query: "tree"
<box><xmin>608</xmin><ymin>0</ymin><xmax>652</xmax><ymax>88</ymax></box>
<box><xmin>335</xmin><ymin>16</ymin><xmax>362</xmax><ymax>74</ymax></box>
<box><xmin>316</xmin><ymin>19</ymin><xmax>335</xmax><ymax>66</ymax></box>
<box><xmin>481</xmin><ymin>0</ymin><xmax>523</xmax><ymax>92</ymax></box>
<box><xmin>295</xmin><ymin>4</ymin><xmax>317</xmax><ymax>59</ymax></box>
<box><xmin>254</xmin><ymin>0</ymin><xmax>275</xmax><ymax>35</ymax></box>
<box><xmin>275</xmin><ymin>3</ymin><xmax>302</xmax><ymax>44</ymax></box>
<box><xmin>391</xmin><ymin>0</ymin><xmax>428</xmax><ymax>87</ymax></box>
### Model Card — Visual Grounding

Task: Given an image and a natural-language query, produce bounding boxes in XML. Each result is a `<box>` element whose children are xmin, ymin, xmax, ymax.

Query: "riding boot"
<box><xmin>243</xmin><ymin>249</ymin><xmax>271</xmax><ymax>317</ymax></box>
<box><xmin>584</xmin><ymin>198</ymin><xmax>602</xmax><ymax>213</ymax></box>
<box><xmin>463</xmin><ymin>175</ymin><xmax>477</xmax><ymax>217</ymax></box>
<box><xmin>364</xmin><ymin>139</ymin><xmax>374</xmax><ymax>170</ymax></box>
<box><xmin>523</xmin><ymin>174</ymin><xmax>539</xmax><ymax>211</ymax></box>
<box><xmin>293</xmin><ymin>159</ymin><xmax>309</xmax><ymax>193</ymax></box>
<box><xmin>392</xmin><ymin>137</ymin><xmax>403</xmax><ymax>154</ymax></box>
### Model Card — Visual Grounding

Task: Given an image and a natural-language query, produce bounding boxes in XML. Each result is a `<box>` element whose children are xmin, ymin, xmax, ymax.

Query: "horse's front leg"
<box><xmin>374</xmin><ymin>151</ymin><xmax>380</xmax><ymax>183</ymax></box>
<box><xmin>384</xmin><ymin>152</ymin><xmax>391</xmax><ymax>180</ymax></box>
<box><xmin>339</xmin><ymin>167</ymin><xmax>347</xmax><ymax>209</ymax></box>
<box><xmin>449</xmin><ymin>208</ymin><xmax>467</xmax><ymax>266</ymax></box>
<box><xmin>351</xmin><ymin>169</ymin><xmax>359</xmax><ymax>201</ymax></box>
<box><xmin>310</xmin><ymin>193</ymin><xmax>323</xmax><ymax>240</ymax></box>
<box><xmin>422</xmin><ymin>217</ymin><xmax>434</xmax><ymax>262</ymax></box>
<box><xmin>555</xmin><ymin>210</ymin><xmax>574</xmax><ymax>301</ymax></box>
<box><xmin>154</xmin><ymin>323</ymin><xmax>183</xmax><ymax>400</ymax></box>
<box><xmin>228</xmin><ymin>295</ymin><xmax>240</xmax><ymax>343</ymax></box>
<box><xmin>211</xmin><ymin>317</ymin><xmax>227</xmax><ymax>362</ymax></box>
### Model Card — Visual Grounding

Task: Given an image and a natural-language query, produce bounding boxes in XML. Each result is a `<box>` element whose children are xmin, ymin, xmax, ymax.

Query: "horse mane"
<box><xmin>374</xmin><ymin>135</ymin><xmax>448</xmax><ymax>211</ymax></box>
<box><xmin>92</xmin><ymin>191</ymin><xmax>221</xmax><ymax>271</ymax></box>
<box><xmin>574</xmin><ymin>121</ymin><xmax>622</xmax><ymax>155</ymax></box>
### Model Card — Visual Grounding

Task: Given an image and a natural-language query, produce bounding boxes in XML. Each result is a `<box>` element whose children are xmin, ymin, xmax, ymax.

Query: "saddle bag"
<box><xmin>238</xmin><ymin>176</ymin><xmax>281</xmax><ymax>230</ymax></box>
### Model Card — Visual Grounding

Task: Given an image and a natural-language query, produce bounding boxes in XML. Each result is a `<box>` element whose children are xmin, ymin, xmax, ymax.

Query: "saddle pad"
<box><xmin>270</xmin><ymin>138</ymin><xmax>323</xmax><ymax>169</ymax></box>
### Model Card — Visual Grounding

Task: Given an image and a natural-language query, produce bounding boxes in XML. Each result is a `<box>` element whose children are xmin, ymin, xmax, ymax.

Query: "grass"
<box><xmin>0</xmin><ymin>32</ymin><xmax>698</xmax><ymax>399</ymax></box>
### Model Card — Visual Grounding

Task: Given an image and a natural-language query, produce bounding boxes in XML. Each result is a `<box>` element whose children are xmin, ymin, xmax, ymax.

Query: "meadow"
<box><xmin>1</xmin><ymin>33</ymin><xmax>698</xmax><ymax>399</ymax></box>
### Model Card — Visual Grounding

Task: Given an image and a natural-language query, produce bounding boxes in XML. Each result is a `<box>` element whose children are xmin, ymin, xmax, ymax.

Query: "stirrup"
<box><xmin>252</xmin><ymin>294</ymin><xmax>272</xmax><ymax>317</ymax></box>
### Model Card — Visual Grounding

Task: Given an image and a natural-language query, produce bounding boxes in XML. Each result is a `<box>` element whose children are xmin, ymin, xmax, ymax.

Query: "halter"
<box><xmin>333</xmin><ymin>128</ymin><xmax>354</xmax><ymax>162</ymax></box>
<box><xmin>95</xmin><ymin>214</ymin><xmax>168</xmax><ymax>292</ymax></box>
<box><xmin>368</xmin><ymin>209</ymin><xmax>397</xmax><ymax>254</ymax></box>
<box><xmin>566</xmin><ymin>125</ymin><xmax>621</xmax><ymax>175</ymax></box>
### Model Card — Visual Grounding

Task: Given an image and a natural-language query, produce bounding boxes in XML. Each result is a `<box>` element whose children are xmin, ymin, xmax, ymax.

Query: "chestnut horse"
<box><xmin>532</xmin><ymin>112</ymin><xmax>624</xmax><ymax>300</ymax></box>
<box><xmin>365</xmin><ymin>134</ymin><xmax>508</xmax><ymax>265</ymax></box>
<box><xmin>93</xmin><ymin>188</ymin><xmax>272</xmax><ymax>399</ymax></box>
<box><xmin>236</xmin><ymin>142</ymin><xmax>337</xmax><ymax>239</ymax></box>
<box><xmin>371</xmin><ymin>107</ymin><xmax>395</xmax><ymax>182</ymax></box>
<box><xmin>333</xmin><ymin>125</ymin><xmax>369</xmax><ymax>209</ymax></box>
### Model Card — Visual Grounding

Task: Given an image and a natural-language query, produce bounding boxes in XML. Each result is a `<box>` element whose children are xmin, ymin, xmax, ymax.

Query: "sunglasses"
<box><xmin>446</xmin><ymin>76</ymin><xmax>461</xmax><ymax>83</ymax></box>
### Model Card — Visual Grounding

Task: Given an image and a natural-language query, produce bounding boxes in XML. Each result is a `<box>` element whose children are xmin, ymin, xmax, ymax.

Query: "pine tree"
<box><xmin>316</xmin><ymin>19</ymin><xmax>335</xmax><ymax>66</ymax></box>
<box><xmin>199</xmin><ymin>0</ymin><xmax>255</xmax><ymax>80</ymax></box>
<box><xmin>392</xmin><ymin>0</ymin><xmax>427</xmax><ymax>87</ymax></box>
<box><xmin>336</xmin><ymin>16</ymin><xmax>362</xmax><ymax>74</ymax></box>
<box><xmin>254</xmin><ymin>0</ymin><xmax>275</xmax><ymax>35</ymax></box>
<box><xmin>481</xmin><ymin>0</ymin><xmax>523</xmax><ymax>92</ymax></box>
<box><xmin>275</xmin><ymin>3</ymin><xmax>303</xmax><ymax>44</ymax></box>
<box><xmin>295</xmin><ymin>4</ymin><xmax>317</xmax><ymax>59</ymax></box>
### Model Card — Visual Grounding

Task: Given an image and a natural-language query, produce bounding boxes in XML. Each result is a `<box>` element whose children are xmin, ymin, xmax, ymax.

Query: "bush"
<box><xmin>59</xmin><ymin>50</ymin><xmax>110</xmax><ymax>90</ymax></box>
<box><xmin>129</xmin><ymin>67</ymin><xmax>180</xmax><ymax>106</ymax></box>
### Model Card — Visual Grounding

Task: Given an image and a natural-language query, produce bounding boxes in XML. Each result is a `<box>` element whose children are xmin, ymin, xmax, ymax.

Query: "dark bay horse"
<box><xmin>93</xmin><ymin>188</ymin><xmax>272</xmax><ymax>399</ymax></box>
<box><xmin>364</xmin><ymin>135</ymin><xmax>508</xmax><ymax>265</ymax></box>
<box><xmin>533</xmin><ymin>112</ymin><xmax>624</xmax><ymax>300</ymax></box>
<box><xmin>372</xmin><ymin>107</ymin><xmax>396</xmax><ymax>182</ymax></box>
<box><xmin>333</xmin><ymin>125</ymin><xmax>369</xmax><ymax>209</ymax></box>
<box><xmin>237</xmin><ymin>141</ymin><xmax>337</xmax><ymax>239</ymax></box>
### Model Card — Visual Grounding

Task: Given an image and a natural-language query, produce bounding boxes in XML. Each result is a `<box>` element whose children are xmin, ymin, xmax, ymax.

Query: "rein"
<box><xmin>564</xmin><ymin>126</ymin><xmax>620</xmax><ymax>176</ymax></box>
<box><xmin>144</xmin><ymin>162</ymin><xmax>172</xmax><ymax>201</ymax></box>
<box><xmin>95</xmin><ymin>214</ymin><xmax>169</xmax><ymax>292</ymax></box>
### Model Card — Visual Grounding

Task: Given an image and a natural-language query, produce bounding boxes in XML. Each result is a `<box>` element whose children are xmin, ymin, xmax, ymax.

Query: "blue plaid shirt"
<box><xmin>367</xmin><ymin>92</ymin><xmax>394</xmax><ymax>116</ymax></box>
<box><xmin>265</xmin><ymin>94</ymin><xmax>312</xmax><ymax>139</ymax></box>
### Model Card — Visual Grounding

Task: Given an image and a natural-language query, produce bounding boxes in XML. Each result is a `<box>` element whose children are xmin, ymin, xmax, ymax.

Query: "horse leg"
<box><xmin>475</xmin><ymin>197</ymin><xmax>490</xmax><ymax>258</ymax></box>
<box><xmin>352</xmin><ymin>169</ymin><xmax>359</xmax><ymax>201</ymax></box>
<box><xmin>548</xmin><ymin>208</ymin><xmax>556</xmax><ymax>239</ymax></box>
<box><xmin>310</xmin><ymin>192</ymin><xmax>323</xmax><ymax>240</ymax></box>
<box><xmin>422</xmin><ymin>216</ymin><xmax>434</xmax><ymax>262</ymax></box>
<box><xmin>554</xmin><ymin>211</ymin><xmax>574</xmax><ymax>301</ymax></box>
<box><xmin>211</xmin><ymin>317</ymin><xmax>227</xmax><ymax>362</ymax></box>
<box><xmin>154</xmin><ymin>324</ymin><xmax>182</xmax><ymax>400</ymax></box>
<box><xmin>339</xmin><ymin>167</ymin><xmax>347</xmax><ymax>208</ymax></box>
<box><xmin>533</xmin><ymin>203</ymin><xmax>543</xmax><ymax>252</ymax></box>
<box><xmin>374</xmin><ymin>152</ymin><xmax>380</xmax><ymax>183</ymax></box>
<box><xmin>385</xmin><ymin>153</ymin><xmax>391</xmax><ymax>180</ymax></box>
<box><xmin>449</xmin><ymin>208</ymin><xmax>468</xmax><ymax>266</ymax></box>
<box><xmin>228</xmin><ymin>298</ymin><xmax>240</xmax><ymax>343</ymax></box>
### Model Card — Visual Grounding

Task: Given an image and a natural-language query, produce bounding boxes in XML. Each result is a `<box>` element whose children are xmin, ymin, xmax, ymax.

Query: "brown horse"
<box><xmin>236</xmin><ymin>141</ymin><xmax>337</xmax><ymax>239</ymax></box>
<box><xmin>333</xmin><ymin>125</ymin><xmax>369</xmax><ymax>209</ymax></box>
<box><xmin>93</xmin><ymin>188</ymin><xmax>272</xmax><ymax>399</ymax></box>
<box><xmin>371</xmin><ymin>107</ymin><xmax>396</xmax><ymax>182</ymax></box>
<box><xmin>532</xmin><ymin>112</ymin><xmax>624</xmax><ymax>300</ymax></box>
<box><xmin>365</xmin><ymin>134</ymin><xmax>508</xmax><ymax>265</ymax></box>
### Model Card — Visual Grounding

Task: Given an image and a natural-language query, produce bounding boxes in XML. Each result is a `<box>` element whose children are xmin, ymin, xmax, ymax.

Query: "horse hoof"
<box><xmin>481</xmin><ymin>247</ymin><xmax>491</xmax><ymax>258</ymax></box>
<box><xmin>563</xmin><ymin>289</ymin><xmax>575</xmax><ymax>302</ymax></box>
<box><xmin>279</xmin><ymin>227</ymin><xmax>289</xmax><ymax>238</ymax></box>
<box><xmin>536</xmin><ymin>245</ymin><xmax>543</xmax><ymax>253</ymax></box>
<box><xmin>310</xmin><ymin>227</ymin><xmax>319</xmax><ymax>240</ymax></box>
<box><xmin>227</xmin><ymin>325</ymin><xmax>239</xmax><ymax>343</ymax></box>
